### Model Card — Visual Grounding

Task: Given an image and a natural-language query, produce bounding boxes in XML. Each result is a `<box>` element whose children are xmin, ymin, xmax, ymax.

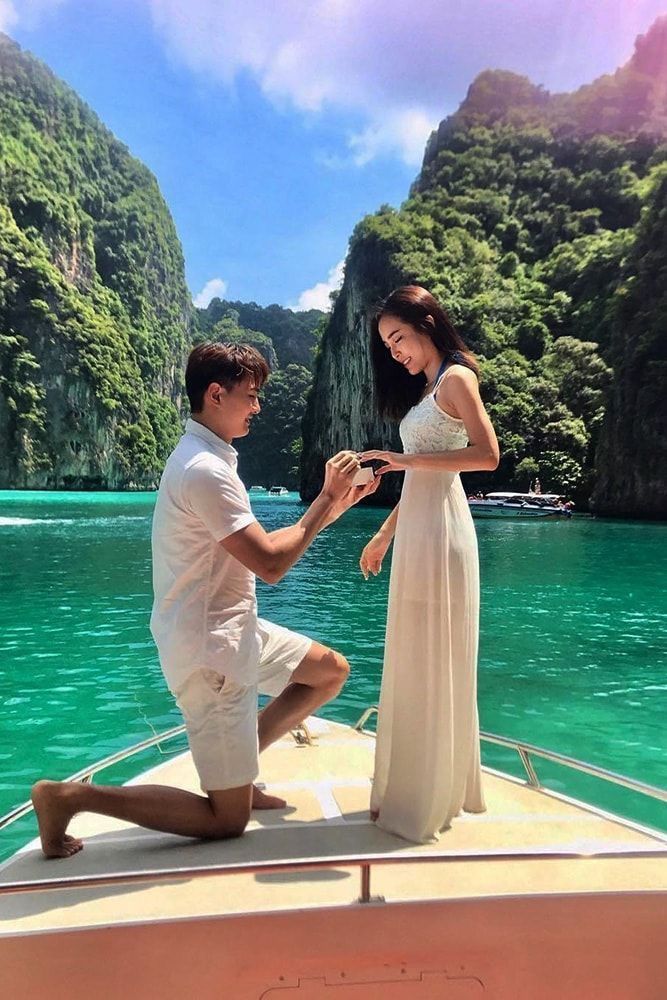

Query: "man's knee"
<box><xmin>327</xmin><ymin>650</ymin><xmax>350</xmax><ymax>693</ymax></box>
<box><xmin>207</xmin><ymin>787</ymin><xmax>252</xmax><ymax>839</ymax></box>
<box><xmin>209</xmin><ymin>817</ymin><xmax>248</xmax><ymax>840</ymax></box>
<box><xmin>293</xmin><ymin>644</ymin><xmax>350</xmax><ymax>694</ymax></box>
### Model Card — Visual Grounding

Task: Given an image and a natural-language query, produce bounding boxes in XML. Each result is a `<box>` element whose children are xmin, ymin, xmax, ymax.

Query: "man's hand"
<box><xmin>357</xmin><ymin>450</ymin><xmax>409</xmax><ymax>476</ymax></box>
<box><xmin>323</xmin><ymin>471</ymin><xmax>380</xmax><ymax>528</ymax></box>
<box><xmin>321</xmin><ymin>451</ymin><xmax>362</xmax><ymax>500</ymax></box>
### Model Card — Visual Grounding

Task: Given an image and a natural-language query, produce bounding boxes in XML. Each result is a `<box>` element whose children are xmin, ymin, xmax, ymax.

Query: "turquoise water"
<box><xmin>0</xmin><ymin>490</ymin><xmax>665</xmax><ymax>859</ymax></box>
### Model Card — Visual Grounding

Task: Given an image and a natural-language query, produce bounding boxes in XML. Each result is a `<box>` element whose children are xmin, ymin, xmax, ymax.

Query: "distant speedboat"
<box><xmin>469</xmin><ymin>492</ymin><xmax>574</xmax><ymax>519</ymax></box>
<box><xmin>248</xmin><ymin>485</ymin><xmax>267</xmax><ymax>491</ymax></box>
<box><xmin>268</xmin><ymin>486</ymin><xmax>289</xmax><ymax>496</ymax></box>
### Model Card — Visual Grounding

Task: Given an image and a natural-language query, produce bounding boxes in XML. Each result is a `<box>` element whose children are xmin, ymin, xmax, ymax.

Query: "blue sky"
<box><xmin>3</xmin><ymin>0</ymin><xmax>666</xmax><ymax>310</ymax></box>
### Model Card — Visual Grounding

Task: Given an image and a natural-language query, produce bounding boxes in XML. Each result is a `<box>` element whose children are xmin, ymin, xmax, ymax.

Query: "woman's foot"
<box><xmin>251</xmin><ymin>784</ymin><xmax>286</xmax><ymax>809</ymax></box>
<box><xmin>31</xmin><ymin>780</ymin><xmax>83</xmax><ymax>858</ymax></box>
<box><xmin>370</xmin><ymin>809</ymin><xmax>379</xmax><ymax>822</ymax></box>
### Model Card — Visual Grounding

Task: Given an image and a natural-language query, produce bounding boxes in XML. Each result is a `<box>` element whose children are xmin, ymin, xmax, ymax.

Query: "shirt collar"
<box><xmin>185</xmin><ymin>418</ymin><xmax>238</xmax><ymax>464</ymax></box>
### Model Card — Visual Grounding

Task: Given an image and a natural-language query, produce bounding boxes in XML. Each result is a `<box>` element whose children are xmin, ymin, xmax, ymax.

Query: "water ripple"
<box><xmin>0</xmin><ymin>491</ymin><xmax>665</xmax><ymax>852</ymax></box>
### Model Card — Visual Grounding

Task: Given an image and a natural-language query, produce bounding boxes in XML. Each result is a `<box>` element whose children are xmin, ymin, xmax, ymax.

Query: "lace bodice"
<box><xmin>400</xmin><ymin>394</ymin><xmax>468</xmax><ymax>455</ymax></box>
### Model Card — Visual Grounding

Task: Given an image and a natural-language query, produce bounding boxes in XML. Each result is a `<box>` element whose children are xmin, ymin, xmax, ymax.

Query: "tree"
<box><xmin>236</xmin><ymin>364</ymin><xmax>313</xmax><ymax>489</ymax></box>
<box><xmin>0</xmin><ymin>36</ymin><xmax>190</xmax><ymax>488</ymax></box>
<box><xmin>207</xmin><ymin>312</ymin><xmax>278</xmax><ymax>370</ymax></box>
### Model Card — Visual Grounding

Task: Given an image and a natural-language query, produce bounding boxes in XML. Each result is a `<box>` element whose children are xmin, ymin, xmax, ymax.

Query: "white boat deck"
<box><xmin>2</xmin><ymin>717</ymin><xmax>665</xmax><ymax>936</ymax></box>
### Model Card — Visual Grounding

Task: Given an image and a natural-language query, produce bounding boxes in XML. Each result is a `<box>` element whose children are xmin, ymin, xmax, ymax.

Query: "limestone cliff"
<box><xmin>0</xmin><ymin>35</ymin><xmax>190</xmax><ymax>488</ymax></box>
<box><xmin>300</xmin><ymin>233</ymin><xmax>405</xmax><ymax>504</ymax></box>
<box><xmin>301</xmin><ymin>18</ymin><xmax>667</xmax><ymax>515</ymax></box>
<box><xmin>196</xmin><ymin>299</ymin><xmax>324</xmax><ymax>371</ymax></box>
<box><xmin>592</xmin><ymin>168</ymin><xmax>667</xmax><ymax>518</ymax></box>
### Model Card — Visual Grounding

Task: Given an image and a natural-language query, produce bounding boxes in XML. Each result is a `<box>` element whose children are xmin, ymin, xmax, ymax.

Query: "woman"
<box><xmin>359</xmin><ymin>285</ymin><xmax>499</xmax><ymax>843</ymax></box>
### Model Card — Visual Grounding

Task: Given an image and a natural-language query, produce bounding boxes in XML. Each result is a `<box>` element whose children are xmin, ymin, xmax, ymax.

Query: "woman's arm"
<box><xmin>359</xmin><ymin>503</ymin><xmax>400</xmax><ymax>578</ymax></box>
<box><xmin>377</xmin><ymin>502</ymin><xmax>400</xmax><ymax>542</ymax></box>
<box><xmin>360</xmin><ymin>368</ymin><xmax>499</xmax><ymax>475</ymax></box>
<box><xmin>223</xmin><ymin>451</ymin><xmax>366</xmax><ymax>584</ymax></box>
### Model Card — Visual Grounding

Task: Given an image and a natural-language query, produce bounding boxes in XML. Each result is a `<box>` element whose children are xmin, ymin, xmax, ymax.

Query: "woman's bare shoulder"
<box><xmin>439</xmin><ymin>364</ymin><xmax>478</xmax><ymax>397</ymax></box>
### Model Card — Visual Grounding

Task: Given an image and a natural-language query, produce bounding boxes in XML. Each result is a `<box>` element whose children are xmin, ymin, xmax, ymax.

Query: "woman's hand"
<box><xmin>357</xmin><ymin>450</ymin><xmax>409</xmax><ymax>476</ymax></box>
<box><xmin>359</xmin><ymin>532</ymin><xmax>391</xmax><ymax>580</ymax></box>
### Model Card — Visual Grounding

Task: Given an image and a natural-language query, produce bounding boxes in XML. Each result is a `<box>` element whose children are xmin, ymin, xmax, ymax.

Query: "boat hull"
<box><xmin>2</xmin><ymin>717</ymin><xmax>664</xmax><ymax>998</ymax></box>
<box><xmin>2</xmin><ymin>892</ymin><xmax>665</xmax><ymax>999</ymax></box>
<box><xmin>469</xmin><ymin>503</ymin><xmax>561</xmax><ymax>518</ymax></box>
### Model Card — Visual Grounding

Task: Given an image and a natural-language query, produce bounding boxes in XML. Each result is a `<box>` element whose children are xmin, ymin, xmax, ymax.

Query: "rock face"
<box><xmin>0</xmin><ymin>35</ymin><xmax>191</xmax><ymax>488</ymax></box>
<box><xmin>0</xmin><ymin>342</ymin><xmax>127</xmax><ymax>490</ymax></box>
<box><xmin>592</xmin><ymin>169</ymin><xmax>667</xmax><ymax>518</ymax></box>
<box><xmin>301</xmin><ymin>18</ymin><xmax>667</xmax><ymax>517</ymax></box>
<box><xmin>300</xmin><ymin>235</ymin><xmax>407</xmax><ymax>504</ymax></box>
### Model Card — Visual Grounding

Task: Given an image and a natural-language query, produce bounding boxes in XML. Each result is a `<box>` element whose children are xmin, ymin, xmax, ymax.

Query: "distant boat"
<box><xmin>268</xmin><ymin>486</ymin><xmax>289</xmax><ymax>496</ymax></box>
<box><xmin>468</xmin><ymin>492</ymin><xmax>574</xmax><ymax>519</ymax></box>
<box><xmin>249</xmin><ymin>485</ymin><xmax>267</xmax><ymax>491</ymax></box>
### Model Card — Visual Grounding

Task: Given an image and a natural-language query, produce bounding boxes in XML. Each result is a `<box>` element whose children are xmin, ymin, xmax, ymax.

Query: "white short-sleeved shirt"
<box><xmin>150</xmin><ymin>418</ymin><xmax>260</xmax><ymax>691</ymax></box>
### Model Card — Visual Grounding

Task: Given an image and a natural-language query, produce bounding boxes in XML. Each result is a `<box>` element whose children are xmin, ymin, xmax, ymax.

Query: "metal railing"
<box><xmin>1</xmin><ymin>709</ymin><xmax>665</xmax><ymax>904</ymax></box>
<box><xmin>3</xmin><ymin>710</ymin><xmax>665</xmax><ymax>836</ymax></box>
<box><xmin>0</xmin><ymin>722</ymin><xmax>315</xmax><ymax>834</ymax></box>
<box><xmin>356</xmin><ymin>706</ymin><xmax>667</xmax><ymax>803</ymax></box>
<box><xmin>0</xmin><ymin>723</ymin><xmax>187</xmax><ymax>833</ymax></box>
<box><xmin>1</xmin><ymin>845</ymin><xmax>665</xmax><ymax>902</ymax></box>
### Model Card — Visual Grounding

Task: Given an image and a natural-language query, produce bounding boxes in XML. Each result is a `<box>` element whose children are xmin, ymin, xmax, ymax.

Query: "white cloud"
<box><xmin>349</xmin><ymin>108</ymin><xmax>436</xmax><ymax>168</ymax></box>
<box><xmin>148</xmin><ymin>0</ymin><xmax>446</xmax><ymax>165</ymax></box>
<box><xmin>148</xmin><ymin>1</ymin><xmax>664</xmax><ymax>166</ymax></box>
<box><xmin>0</xmin><ymin>0</ymin><xmax>66</xmax><ymax>32</ymax></box>
<box><xmin>193</xmin><ymin>277</ymin><xmax>228</xmax><ymax>308</ymax></box>
<box><xmin>0</xmin><ymin>0</ymin><xmax>18</xmax><ymax>32</ymax></box>
<box><xmin>291</xmin><ymin>259</ymin><xmax>344</xmax><ymax>312</ymax></box>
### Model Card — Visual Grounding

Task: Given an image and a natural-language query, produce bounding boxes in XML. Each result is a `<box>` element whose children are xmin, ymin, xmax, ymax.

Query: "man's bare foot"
<box><xmin>31</xmin><ymin>780</ymin><xmax>83</xmax><ymax>858</ymax></box>
<box><xmin>252</xmin><ymin>784</ymin><xmax>286</xmax><ymax>809</ymax></box>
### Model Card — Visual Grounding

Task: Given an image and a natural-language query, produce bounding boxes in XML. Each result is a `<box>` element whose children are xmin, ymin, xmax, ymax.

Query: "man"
<box><xmin>32</xmin><ymin>342</ymin><xmax>376</xmax><ymax>857</ymax></box>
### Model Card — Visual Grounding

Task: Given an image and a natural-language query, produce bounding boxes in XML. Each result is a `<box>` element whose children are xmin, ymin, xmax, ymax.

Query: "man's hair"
<box><xmin>185</xmin><ymin>342</ymin><xmax>270</xmax><ymax>412</ymax></box>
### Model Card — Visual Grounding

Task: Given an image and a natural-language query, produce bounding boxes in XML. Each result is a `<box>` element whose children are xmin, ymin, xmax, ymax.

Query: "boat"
<box><xmin>1</xmin><ymin>710</ymin><xmax>665</xmax><ymax>998</ymax></box>
<box><xmin>268</xmin><ymin>486</ymin><xmax>289</xmax><ymax>496</ymax></box>
<box><xmin>249</xmin><ymin>485</ymin><xmax>267</xmax><ymax>492</ymax></box>
<box><xmin>469</xmin><ymin>492</ymin><xmax>574</xmax><ymax>518</ymax></box>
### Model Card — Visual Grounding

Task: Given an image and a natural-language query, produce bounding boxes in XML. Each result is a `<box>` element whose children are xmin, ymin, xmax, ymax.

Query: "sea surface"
<box><xmin>0</xmin><ymin>490</ymin><xmax>665</xmax><ymax>859</ymax></box>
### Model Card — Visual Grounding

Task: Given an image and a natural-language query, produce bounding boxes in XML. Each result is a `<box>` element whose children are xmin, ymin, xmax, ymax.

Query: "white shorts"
<box><xmin>174</xmin><ymin>618</ymin><xmax>313</xmax><ymax>792</ymax></box>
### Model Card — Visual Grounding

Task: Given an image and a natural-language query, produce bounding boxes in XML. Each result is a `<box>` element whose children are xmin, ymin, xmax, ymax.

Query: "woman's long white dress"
<box><xmin>371</xmin><ymin>374</ymin><xmax>486</xmax><ymax>843</ymax></box>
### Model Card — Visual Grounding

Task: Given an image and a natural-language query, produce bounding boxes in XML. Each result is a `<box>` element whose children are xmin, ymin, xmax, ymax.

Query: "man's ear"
<box><xmin>206</xmin><ymin>381</ymin><xmax>227</xmax><ymax>407</ymax></box>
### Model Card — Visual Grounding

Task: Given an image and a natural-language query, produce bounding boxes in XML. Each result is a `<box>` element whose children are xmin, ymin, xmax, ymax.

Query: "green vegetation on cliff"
<box><xmin>236</xmin><ymin>364</ymin><xmax>312</xmax><ymax>490</ymax></box>
<box><xmin>196</xmin><ymin>298</ymin><xmax>324</xmax><ymax>370</ymax></box>
<box><xmin>194</xmin><ymin>298</ymin><xmax>323</xmax><ymax>488</ymax></box>
<box><xmin>0</xmin><ymin>34</ymin><xmax>190</xmax><ymax>488</ymax></box>
<box><xmin>302</xmin><ymin>18</ymin><xmax>667</xmax><ymax>513</ymax></box>
<box><xmin>592</xmin><ymin>164</ymin><xmax>667</xmax><ymax>515</ymax></box>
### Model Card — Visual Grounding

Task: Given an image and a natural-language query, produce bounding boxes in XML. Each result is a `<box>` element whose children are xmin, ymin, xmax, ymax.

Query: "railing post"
<box><xmin>358</xmin><ymin>862</ymin><xmax>385</xmax><ymax>904</ymax></box>
<box><xmin>354</xmin><ymin>706</ymin><xmax>379</xmax><ymax>732</ymax></box>
<box><xmin>359</xmin><ymin>863</ymin><xmax>371</xmax><ymax>902</ymax></box>
<box><xmin>518</xmin><ymin>747</ymin><xmax>540</xmax><ymax>788</ymax></box>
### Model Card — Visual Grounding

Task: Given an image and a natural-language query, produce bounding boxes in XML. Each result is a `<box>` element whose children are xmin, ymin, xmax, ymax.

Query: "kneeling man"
<box><xmin>33</xmin><ymin>342</ymin><xmax>376</xmax><ymax>857</ymax></box>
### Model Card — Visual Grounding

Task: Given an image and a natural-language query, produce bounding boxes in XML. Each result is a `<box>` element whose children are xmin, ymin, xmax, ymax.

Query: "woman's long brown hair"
<box><xmin>370</xmin><ymin>285</ymin><xmax>478</xmax><ymax>422</ymax></box>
